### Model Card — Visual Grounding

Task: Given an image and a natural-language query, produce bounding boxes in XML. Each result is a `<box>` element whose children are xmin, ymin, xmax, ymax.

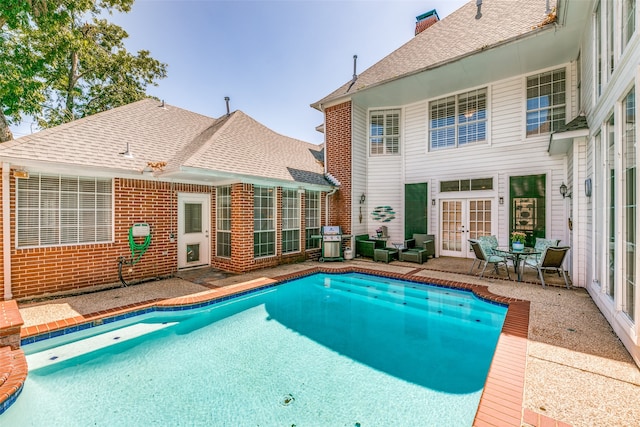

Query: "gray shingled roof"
<box><xmin>0</xmin><ymin>98</ymin><xmax>328</xmax><ymax>187</ymax></box>
<box><xmin>553</xmin><ymin>114</ymin><xmax>589</xmax><ymax>133</ymax></box>
<box><xmin>313</xmin><ymin>0</ymin><xmax>557</xmax><ymax>108</ymax></box>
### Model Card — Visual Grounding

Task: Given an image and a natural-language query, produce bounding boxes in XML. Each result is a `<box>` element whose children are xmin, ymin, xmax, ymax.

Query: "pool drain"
<box><xmin>281</xmin><ymin>394</ymin><xmax>295</xmax><ymax>406</ymax></box>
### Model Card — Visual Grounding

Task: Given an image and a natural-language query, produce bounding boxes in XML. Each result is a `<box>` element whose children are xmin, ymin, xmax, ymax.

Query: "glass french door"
<box><xmin>440</xmin><ymin>199</ymin><xmax>492</xmax><ymax>257</ymax></box>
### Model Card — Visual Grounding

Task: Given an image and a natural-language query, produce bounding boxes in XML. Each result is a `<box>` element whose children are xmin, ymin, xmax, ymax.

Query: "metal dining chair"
<box><xmin>524</xmin><ymin>246</ymin><xmax>571</xmax><ymax>288</ymax></box>
<box><xmin>469</xmin><ymin>239</ymin><xmax>511</xmax><ymax>280</ymax></box>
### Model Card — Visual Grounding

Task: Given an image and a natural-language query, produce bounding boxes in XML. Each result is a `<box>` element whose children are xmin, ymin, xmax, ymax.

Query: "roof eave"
<box><xmin>547</xmin><ymin>128</ymin><xmax>589</xmax><ymax>155</ymax></box>
<box><xmin>159</xmin><ymin>166</ymin><xmax>334</xmax><ymax>190</ymax></box>
<box><xmin>312</xmin><ymin>24</ymin><xmax>557</xmax><ymax>109</ymax></box>
<box><xmin>0</xmin><ymin>157</ymin><xmax>146</xmax><ymax>178</ymax></box>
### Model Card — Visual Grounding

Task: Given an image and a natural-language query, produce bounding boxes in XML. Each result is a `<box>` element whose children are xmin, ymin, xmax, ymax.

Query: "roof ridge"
<box><xmin>163</xmin><ymin>113</ymin><xmax>231</xmax><ymax>171</ymax></box>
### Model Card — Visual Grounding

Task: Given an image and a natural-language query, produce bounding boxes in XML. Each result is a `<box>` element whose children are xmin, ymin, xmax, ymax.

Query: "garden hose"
<box><xmin>128</xmin><ymin>226</ymin><xmax>151</xmax><ymax>265</ymax></box>
<box><xmin>118</xmin><ymin>225</ymin><xmax>152</xmax><ymax>287</ymax></box>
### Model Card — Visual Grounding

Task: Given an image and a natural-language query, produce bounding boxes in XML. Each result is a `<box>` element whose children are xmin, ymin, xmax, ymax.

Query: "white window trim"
<box><xmin>305</xmin><ymin>190</ymin><xmax>321</xmax><ymax>250</ymax></box>
<box><xmin>16</xmin><ymin>173</ymin><xmax>114</xmax><ymax>248</ymax></box>
<box><xmin>216</xmin><ymin>185</ymin><xmax>232</xmax><ymax>258</ymax></box>
<box><xmin>253</xmin><ymin>185</ymin><xmax>277</xmax><ymax>259</ymax></box>
<box><xmin>523</xmin><ymin>65</ymin><xmax>570</xmax><ymax>139</ymax></box>
<box><xmin>428</xmin><ymin>86</ymin><xmax>489</xmax><ymax>151</ymax></box>
<box><xmin>368</xmin><ymin>108</ymin><xmax>402</xmax><ymax>156</ymax></box>
<box><xmin>281</xmin><ymin>188</ymin><xmax>301</xmax><ymax>254</ymax></box>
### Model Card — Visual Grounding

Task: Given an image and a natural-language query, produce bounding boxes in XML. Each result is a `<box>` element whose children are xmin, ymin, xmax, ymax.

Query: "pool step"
<box><xmin>323</xmin><ymin>275</ymin><xmax>485</xmax><ymax>311</ymax></box>
<box><xmin>26</xmin><ymin>322</ymin><xmax>177</xmax><ymax>371</ymax></box>
<box><xmin>326</xmin><ymin>274</ymin><xmax>477</xmax><ymax>304</ymax></box>
<box><xmin>316</xmin><ymin>279</ymin><xmax>505</xmax><ymax>328</ymax></box>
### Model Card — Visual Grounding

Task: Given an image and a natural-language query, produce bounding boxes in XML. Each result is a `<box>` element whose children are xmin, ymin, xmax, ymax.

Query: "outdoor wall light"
<box><xmin>585</xmin><ymin>178</ymin><xmax>592</xmax><ymax>198</ymax></box>
<box><xmin>559</xmin><ymin>182</ymin><xmax>572</xmax><ymax>199</ymax></box>
<box><xmin>431</xmin><ymin>199</ymin><xmax>436</xmax><ymax>206</ymax></box>
<box><xmin>499</xmin><ymin>196</ymin><xmax>504</xmax><ymax>205</ymax></box>
<box><xmin>359</xmin><ymin>193</ymin><xmax>366</xmax><ymax>204</ymax></box>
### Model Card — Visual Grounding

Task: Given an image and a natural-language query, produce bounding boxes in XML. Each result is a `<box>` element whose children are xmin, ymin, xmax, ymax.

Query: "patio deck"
<box><xmin>14</xmin><ymin>257</ymin><xmax>640</xmax><ymax>426</ymax></box>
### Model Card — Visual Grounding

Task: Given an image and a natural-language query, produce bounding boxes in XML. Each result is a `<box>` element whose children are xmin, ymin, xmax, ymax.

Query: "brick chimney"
<box><xmin>415</xmin><ymin>9</ymin><xmax>439</xmax><ymax>36</ymax></box>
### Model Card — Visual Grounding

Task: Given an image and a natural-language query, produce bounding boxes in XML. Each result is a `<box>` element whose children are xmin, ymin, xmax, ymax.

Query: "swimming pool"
<box><xmin>5</xmin><ymin>272</ymin><xmax>507</xmax><ymax>426</ymax></box>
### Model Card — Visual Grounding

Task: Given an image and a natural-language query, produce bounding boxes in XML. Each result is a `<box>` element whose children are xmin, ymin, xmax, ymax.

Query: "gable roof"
<box><xmin>313</xmin><ymin>0</ymin><xmax>557</xmax><ymax>108</ymax></box>
<box><xmin>0</xmin><ymin>98</ymin><xmax>329</xmax><ymax>188</ymax></box>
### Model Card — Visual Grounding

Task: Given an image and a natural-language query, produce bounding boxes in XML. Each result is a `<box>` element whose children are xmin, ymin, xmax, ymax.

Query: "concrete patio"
<box><xmin>17</xmin><ymin>257</ymin><xmax>640</xmax><ymax>426</ymax></box>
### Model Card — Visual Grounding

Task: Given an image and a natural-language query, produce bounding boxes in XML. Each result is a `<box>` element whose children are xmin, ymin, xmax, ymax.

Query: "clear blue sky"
<box><xmin>11</xmin><ymin>0</ymin><xmax>468</xmax><ymax>144</ymax></box>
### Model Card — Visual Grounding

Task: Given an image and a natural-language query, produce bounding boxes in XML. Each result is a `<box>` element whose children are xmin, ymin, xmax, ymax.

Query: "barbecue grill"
<box><xmin>317</xmin><ymin>225</ymin><xmax>348</xmax><ymax>262</ymax></box>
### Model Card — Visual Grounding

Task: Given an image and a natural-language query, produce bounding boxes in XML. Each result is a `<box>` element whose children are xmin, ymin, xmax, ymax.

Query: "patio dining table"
<box><xmin>494</xmin><ymin>246</ymin><xmax>540</xmax><ymax>282</ymax></box>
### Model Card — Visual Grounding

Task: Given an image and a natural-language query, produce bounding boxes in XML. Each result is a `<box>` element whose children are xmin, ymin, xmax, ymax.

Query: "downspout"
<box><xmin>325</xmin><ymin>187</ymin><xmax>338</xmax><ymax>225</ymax></box>
<box><xmin>2</xmin><ymin>162</ymin><xmax>12</xmax><ymax>300</ymax></box>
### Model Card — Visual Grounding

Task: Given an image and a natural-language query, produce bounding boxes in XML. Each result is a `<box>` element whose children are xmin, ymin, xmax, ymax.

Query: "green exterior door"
<box><xmin>405</xmin><ymin>183</ymin><xmax>428</xmax><ymax>239</ymax></box>
<box><xmin>509</xmin><ymin>174</ymin><xmax>546</xmax><ymax>247</ymax></box>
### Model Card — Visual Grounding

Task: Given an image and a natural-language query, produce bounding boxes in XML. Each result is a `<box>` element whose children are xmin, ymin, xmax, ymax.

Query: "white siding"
<box><xmin>579</xmin><ymin>0</ymin><xmax>640</xmax><ymax>367</ymax></box>
<box><xmin>397</xmin><ymin>70</ymin><xmax>570</xmax><ymax>248</ymax></box>
<box><xmin>365</xmin><ymin>104</ymin><xmax>404</xmax><ymax>243</ymax></box>
<box><xmin>352</xmin><ymin>103</ymin><xmax>367</xmax><ymax>236</ymax></box>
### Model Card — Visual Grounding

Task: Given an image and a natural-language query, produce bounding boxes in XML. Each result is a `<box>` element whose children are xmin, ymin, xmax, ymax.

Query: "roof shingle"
<box><xmin>313</xmin><ymin>0</ymin><xmax>557</xmax><ymax>108</ymax></box>
<box><xmin>0</xmin><ymin>99</ymin><xmax>327</xmax><ymax>187</ymax></box>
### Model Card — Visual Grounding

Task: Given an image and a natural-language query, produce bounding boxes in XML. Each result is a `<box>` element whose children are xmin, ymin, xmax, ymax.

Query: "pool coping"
<box><xmin>9</xmin><ymin>267</ymin><xmax>530</xmax><ymax>425</ymax></box>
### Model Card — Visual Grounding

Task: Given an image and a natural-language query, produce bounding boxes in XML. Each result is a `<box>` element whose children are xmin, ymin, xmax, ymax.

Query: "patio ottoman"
<box><xmin>399</xmin><ymin>248</ymin><xmax>428</xmax><ymax>264</ymax></box>
<box><xmin>374</xmin><ymin>248</ymin><xmax>399</xmax><ymax>263</ymax></box>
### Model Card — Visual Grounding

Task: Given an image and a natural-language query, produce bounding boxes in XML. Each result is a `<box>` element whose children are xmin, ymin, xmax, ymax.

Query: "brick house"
<box><xmin>0</xmin><ymin>98</ymin><xmax>334</xmax><ymax>300</ymax></box>
<box><xmin>314</xmin><ymin>0</ymin><xmax>640</xmax><ymax>366</ymax></box>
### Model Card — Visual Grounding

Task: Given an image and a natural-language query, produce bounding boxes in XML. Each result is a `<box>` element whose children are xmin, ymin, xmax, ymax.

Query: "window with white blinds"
<box><xmin>216</xmin><ymin>185</ymin><xmax>231</xmax><ymax>257</ymax></box>
<box><xmin>17</xmin><ymin>174</ymin><xmax>113</xmax><ymax>247</ymax></box>
<box><xmin>429</xmin><ymin>88</ymin><xmax>487</xmax><ymax>150</ymax></box>
<box><xmin>281</xmin><ymin>188</ymin><xmax>300</xmax><ymax>254</ymax></box>
<box><xmin>369</xmin><ymin>109</ymin><xmax>400</xmax><ymax>155</ymax></box>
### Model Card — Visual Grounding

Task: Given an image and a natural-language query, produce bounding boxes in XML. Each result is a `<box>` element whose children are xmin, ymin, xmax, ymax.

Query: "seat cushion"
<box><xmin>487</xmin><ymin>255</ymin><xmax>506</xmax><ymax>263</ymax></box>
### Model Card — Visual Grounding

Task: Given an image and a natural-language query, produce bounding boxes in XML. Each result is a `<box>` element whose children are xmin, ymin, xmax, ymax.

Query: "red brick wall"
<box><xmin>0</xmin><ymin>172</ymin><xmax>325</xmax><ymax>300</ymax></box>
<box><xmin>0</xmin><ymin>169</ymin><xmax>4</xmax><ymax>299</ymax></box>
<box><xmin>325</xmin><ymin>101</ymin><xmax>353</xmax><ymax>235</ymax></box>
<box><xmin>212</xmin><ymin>184</ymin><xmax>309</xmax><ymax>273</ymax></box>
<box><xmin>3</xmin><ymin>175</ymin><xmax>212</xmax><ymax>300</ymax></box>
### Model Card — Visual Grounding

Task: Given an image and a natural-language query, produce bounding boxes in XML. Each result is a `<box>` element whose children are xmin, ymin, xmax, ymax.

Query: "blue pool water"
<box><xmin>5</xmin><ymin>273</ymin><xmax>507</xmax><ymax>426</ymax></box>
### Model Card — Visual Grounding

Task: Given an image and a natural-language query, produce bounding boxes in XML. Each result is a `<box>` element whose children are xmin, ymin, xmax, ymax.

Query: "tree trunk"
<box><xmin>65</xmin><ymin>50</ymin><xmax>78</xmax><ymax>120</ymax></box>
<box><xmin>0</xmin><ymin>111</ymin><xmax>14</xmax><ymax>142</ymax></box>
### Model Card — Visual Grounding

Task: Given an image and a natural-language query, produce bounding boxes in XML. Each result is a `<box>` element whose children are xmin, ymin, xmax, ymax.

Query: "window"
<box><xmin>595</xmin><ymin>2</ymin><xmax>602</xmax><ymax>97</ymax></box>
<box><xmin>281</xmin><ymin>188</ymin><xmax>300</xmax><ymax>253</ymax></box>
<box><xmin>526</xmin><ymin>68</ymin><xmax>566</xmax><ymax>136</ymax></box>
<box><xmin>622</xmin><ymin>88</ymin><xmax>636</xmax><ymax>321</ymax></box>
<box><xmin>607</xmin><ymin>114</ymin><xmax>616</xmax><ymax>298</ymax></box>
<box><xmin>305</xmin><ymin>190</ymin><xmax>320</xmax><ymax>249</ymax></box>
<box><xmin>216</xmin><ymin>186</ymin><xmax>231</xmax><ymax>257</ymax></box>
<box><xmin>440</xmin><ymin>178</ymin><xmax>493</xmax><ymax>192</ymax></box>
<box><xmin>607</xmin><ymin>0</ymin><xmax>615</xmax><ymax>77</ymax></box>
<box><xmin>622</xmin><ymin>0</ymin><xmax>636</xmax><ymax>52</ymax></box>
<box><xmin>370</xmin><ymin>109</ymin><xmax>399</xmax><ymax>155</ymax></box>
<box><xmin>17</xmin><ymin>174</ymin><xmax>112</xmax><ymax>247</ymax></box>
<box><xmin>254</xmin><ymin>186</ymin><xmax>275</xmax><ymax>257</ymax></box>
<box><xmin>430</xmin><ymin>88</ymin><xmax>487</xmax><ymax>150</ymax></box>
